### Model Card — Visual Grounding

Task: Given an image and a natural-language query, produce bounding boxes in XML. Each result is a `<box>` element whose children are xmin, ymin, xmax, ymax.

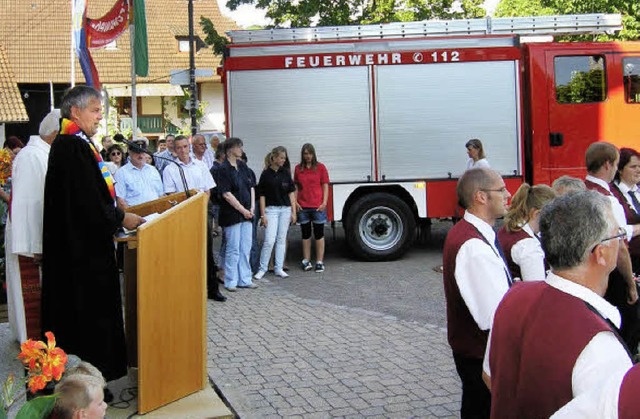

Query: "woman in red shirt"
<box><xmin>294</xmin><ymin>143</ymin><xmax>330</xmax><ymax>273</ymax></box>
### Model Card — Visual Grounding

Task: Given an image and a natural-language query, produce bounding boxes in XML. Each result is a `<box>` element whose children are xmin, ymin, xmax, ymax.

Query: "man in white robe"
<box><xmin>6</xmin><ymin>109</ymin><xmax>59</xmax><ymax>342</ymax></box>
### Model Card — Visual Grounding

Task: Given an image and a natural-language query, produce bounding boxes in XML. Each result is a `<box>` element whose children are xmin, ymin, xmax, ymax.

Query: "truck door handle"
<box><xmin>550</xmin><ymin>132</ymin><xmax>563</xmax><ymax>147</ymax></box>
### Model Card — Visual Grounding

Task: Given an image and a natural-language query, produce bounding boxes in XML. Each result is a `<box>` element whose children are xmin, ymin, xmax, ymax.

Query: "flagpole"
<box><xmin>129</xmin><ymin>0</ymin><xmax>137</xmax><ymax>141</ymax></box>
<box><xmin>188</xmin><ymin>0</ymin><xmax>197</xmax><ymax>135</ymax></box>
<box><xmin>70</xmin><ymin>0</ymin><xmax>76</xmax><ymax>87</ymax></box>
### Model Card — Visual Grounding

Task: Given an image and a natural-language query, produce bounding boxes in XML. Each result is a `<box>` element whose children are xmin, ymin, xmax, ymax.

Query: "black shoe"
<box><xmin>104</xmin><ymin>388</ymin><xmax>114</xmax><ymax>403</ymax></box>
<box><xmin>208</xmin><ymin>292</ymin><xmax>227</xmax><ymax>302</ymax></box>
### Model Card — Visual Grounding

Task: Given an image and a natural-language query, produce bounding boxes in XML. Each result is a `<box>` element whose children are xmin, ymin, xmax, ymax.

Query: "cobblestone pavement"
<box><xmin>207</xmin><ymin>222</ymin><xmax>461</xmax><ymax>418</ymax></box>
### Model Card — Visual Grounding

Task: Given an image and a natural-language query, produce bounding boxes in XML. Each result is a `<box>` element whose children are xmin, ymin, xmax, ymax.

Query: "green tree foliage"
<box><xmin>556</xmin><ymin>69</ymin><xmax>606</xmax><ymax>103</ymax></box>
<box><xmin>224</xmin><ymin>0</ymin><xmax>486</xmax><ymax>28</ymax></box>
<box><xmin>495</xmin><ymin>0</ymin><xmax>639</xmax><ymax>40</ymax></box>
<box><xmin>200</xmin><ymin>16</ymin><xmax>228</xmax><ymax>56</ymax></box>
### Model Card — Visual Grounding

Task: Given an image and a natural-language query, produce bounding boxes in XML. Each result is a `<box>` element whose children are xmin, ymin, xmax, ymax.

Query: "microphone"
<box><xmin>122</xmin><ymin>139</ymin><xmax>191</xmax><ymax>199</ymax></box>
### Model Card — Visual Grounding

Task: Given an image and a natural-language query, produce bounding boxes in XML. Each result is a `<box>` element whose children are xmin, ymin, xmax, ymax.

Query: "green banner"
<box><xmin>134</xmin><ymin>0</ymin><xmax>148</xmax><ymax>77</ymax></box>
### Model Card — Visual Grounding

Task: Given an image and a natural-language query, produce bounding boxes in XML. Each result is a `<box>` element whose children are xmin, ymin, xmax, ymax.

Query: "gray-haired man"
<box><xmin>484</xmin><ymin>191</ymin><xmax>633</xmax><ymax>417</ymax></box>
<box><xmin>41</xmin><ymin>86</ymin><xmax>144</xmax><ymax>383</ymax></box>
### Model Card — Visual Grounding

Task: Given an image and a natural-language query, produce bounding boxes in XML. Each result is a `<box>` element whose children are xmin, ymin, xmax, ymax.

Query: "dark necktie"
<box><xmin>629</xmin><ymin>190</ymin><xmax>640</xmax><ymax>214</ymax></box>
<box><xmin>494</xmin><ymin>236</ymin><xmax>514</xmax><ymax>287</ymax></box>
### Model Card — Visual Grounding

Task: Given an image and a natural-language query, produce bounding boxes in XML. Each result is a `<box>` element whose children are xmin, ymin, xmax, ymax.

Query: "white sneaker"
<box><xmin>254</xmin><ymin>271</ymin><xmax>266</xmax><ymax>280</ymax></box>
<box><xmin>274</xmin><ymin>270</ymin><xmax>289</xmax><ymax>278</ymax></box>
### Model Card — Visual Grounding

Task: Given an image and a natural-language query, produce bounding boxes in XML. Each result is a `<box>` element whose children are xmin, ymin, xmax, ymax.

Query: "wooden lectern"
<box><xmin>117</xmin><ymin>191</ymin><xmax>207</xmax><ymax>414</ymax></box>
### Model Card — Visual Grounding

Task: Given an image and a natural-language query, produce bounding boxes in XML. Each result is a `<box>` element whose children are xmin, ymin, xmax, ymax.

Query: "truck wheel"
<box><xmin>345</xmin><ymin>193</ymin><xmax>416</xmax><ymax>261</ymax></box>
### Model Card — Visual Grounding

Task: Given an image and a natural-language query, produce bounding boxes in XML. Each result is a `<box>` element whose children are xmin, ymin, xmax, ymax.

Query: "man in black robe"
<box><xmin>41</xmin><ymin>86</ymin><xmax>144</xmax><ymax>381</ymax></box>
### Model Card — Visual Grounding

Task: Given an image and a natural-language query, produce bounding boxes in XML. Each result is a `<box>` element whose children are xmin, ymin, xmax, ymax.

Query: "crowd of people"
<box><xmin>5</xmin><ymin>85</ymin><xmax>640</xmax><ymax>417</ymax></box>
<box><xmin>2</xmin><ymin>86</ymin><xmax>332</xmax><ymax>414</ymax></box>
<box><xmin>445</xmin><ymin>139</ymin><xmax>640</xmax><ymax>418</ymax></box>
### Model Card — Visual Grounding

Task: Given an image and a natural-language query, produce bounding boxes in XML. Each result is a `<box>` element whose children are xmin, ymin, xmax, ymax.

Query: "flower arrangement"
<box><xmin>0</xmin><ymin>149</ymin><xmax>12</xmax><ymax>187</ymax></box>
<box><xmin>1</xmin><ymin>331</ymin><xmax>67</xmax><ymax>419</ymax></box>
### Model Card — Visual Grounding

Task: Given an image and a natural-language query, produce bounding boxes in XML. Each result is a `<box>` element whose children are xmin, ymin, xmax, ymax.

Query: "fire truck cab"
<box><xmin>221</xmin><ymin>14</ymin><xmax>640</xmax><ymax>261</ymax></box>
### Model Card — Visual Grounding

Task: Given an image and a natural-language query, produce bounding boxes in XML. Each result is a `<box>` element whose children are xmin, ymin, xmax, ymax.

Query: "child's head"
<box><xmin>53</xmin><ymin>374</ymin><xmax>107</xmax><ymax>419</ymax></box>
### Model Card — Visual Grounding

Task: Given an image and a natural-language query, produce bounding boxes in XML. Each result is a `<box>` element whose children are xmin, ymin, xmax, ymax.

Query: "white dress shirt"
<box><xmin>193</xmin><ymin>149</ymin><xmax>215</xmax><ymax>170</ymax></box>
<box><xmin>466</xmin><ymin>158</ymin><xmax>490</xmax><ymax>171</ymax></box>
<box><xmin>483</xmin><ymin>272</ymin><xmax>632</xmax><ymax>418</ymax></box>
<box><xmin>614</xmin><ymin>180</ymin><xmax>640</xmax><ymax>214</ymax></box>
<box><xmin>586</xmin><ymin>175</ymin><xmax>632</xmax><ymax>241</ymax></box>
<box><xmin>510</xmin><ymin>223</ymin><xmax>546</xmax><ymax>281</ymax></box>
<box><xmin>162</xmin><ymin>158</ymin><xmax>215</xmax><ymax>194</ymax></box>
<box><xmin>455</xmin><ymin>211</ymin><xmax>511</xmax><ymax>331</ymax></box>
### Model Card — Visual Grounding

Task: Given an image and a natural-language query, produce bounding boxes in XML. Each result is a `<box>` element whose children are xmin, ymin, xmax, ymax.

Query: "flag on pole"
<box><xmin>133</xmin><ymin>0</ymin><xmax>148</xmax><ymax>77</ymax></box>
<box><xmin>73</xmin><ymin>0</ymin><xmax>101</xmax><ymax>88</ymax></box>
<box><xmin>86</xmin><ymin>0</ymin><xmax>130</xmax><ymax>48</ymax></box>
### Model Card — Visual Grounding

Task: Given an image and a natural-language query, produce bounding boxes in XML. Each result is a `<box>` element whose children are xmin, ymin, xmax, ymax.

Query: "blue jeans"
<box><xmin>224</xmin><ymin>221</ymin><xmax>253</xmax><ymax>288</ymax></box>
<box><xmin>259</xmin><ymin>206</ymin><xmax>291</xmax><ymax>273</ymax></box>
<box><xmin>250</xmin><ymin>206</ymin><xmax>260</xmax><ymax>274</ymax></box>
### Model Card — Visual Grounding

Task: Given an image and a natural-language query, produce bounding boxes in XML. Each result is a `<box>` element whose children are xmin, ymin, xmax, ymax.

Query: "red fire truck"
<box><xmin>221</xmin><ymin>13</ymin><xmax>640</xmax><ymax>260</ymax></box>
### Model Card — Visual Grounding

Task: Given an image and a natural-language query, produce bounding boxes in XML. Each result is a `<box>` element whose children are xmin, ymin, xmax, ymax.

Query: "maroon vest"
<box><xmin>585</xmin><ymin>178</ymin><xmax>613</xmax><ymax>196</ymax></box>
<box><xmin>619</xmin><ymin>364</ymin><xmax>640</xmax><ymax>419</ymax></box>
<box><xmin>610</xmin><ymin>183</ymin><xmax>640</xmax><ymax>257</ymax></box>
<box><xmin>443</xmin><ymin>219</ymin><xmax>490</xmax><ymax>358</ymax></box>
<box><xmin>489</xmin><ymin>282</ymin><xmax>614</xmax><ymax>419</ymax></box>
<box><xmin>497</xmin><ymin>226</ymin><xmax>532</xmax><ymax>281</ymax></box>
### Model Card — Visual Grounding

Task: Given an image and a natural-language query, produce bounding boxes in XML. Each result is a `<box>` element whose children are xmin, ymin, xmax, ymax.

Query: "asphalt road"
<box><xmin>267</xmin><ymin>220</ymin><xmax>450</xmax><ymax>329</ymax></box>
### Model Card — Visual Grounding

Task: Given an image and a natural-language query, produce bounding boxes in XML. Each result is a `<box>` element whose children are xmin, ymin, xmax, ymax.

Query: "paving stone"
<box><xmin>205</xmin><ymin>249</ymin><xmax>462</xmax><ymax>418</ymax></box>
<box><xmin>359</xmin><ymin>406</ymin><xmax>387</xmax><ymax>416</ymax></box>
<box><xmin>277</xmin><ymin>407</ymin><xmax>308</xmax><ymax>416</ymax></box>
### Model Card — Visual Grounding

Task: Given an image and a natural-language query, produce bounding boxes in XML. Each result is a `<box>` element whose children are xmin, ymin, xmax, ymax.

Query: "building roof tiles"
<box><xmin>0</xmin><ymin>0</ymin><xmax>238</xmax><ymax>85</ymax></box>
<box><xmin>0</xmin><ymin>43</ymin><xmax>28</xmax><ymax>122</ymax></box>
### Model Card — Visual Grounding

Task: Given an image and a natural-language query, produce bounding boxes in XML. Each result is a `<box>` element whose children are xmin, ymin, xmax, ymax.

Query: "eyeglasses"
<box><xmin>480</xmin><ymin>187</ymin><xmax>508</xmax><ymax>194</ymax></box>
<box><xmin>591</xmin><ymin>227</ymin><xmax>626</xmax><ymax>253</ymax></box>
<box><xmin>110</xmin><ymin>152</ymin><xmax>121</xmax><ymax>156</ymax></box>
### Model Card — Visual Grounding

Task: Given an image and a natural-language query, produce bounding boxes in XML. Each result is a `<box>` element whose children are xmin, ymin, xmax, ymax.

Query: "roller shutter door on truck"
<box><xmin>376</xmin><ymin>60</ymin><xmax>521</xmax><ymax>180</ymax></box>
<box><xmin>228</xmin><ymin>67</ymin><xmax>374</xmax><ymax>183</ymax></box>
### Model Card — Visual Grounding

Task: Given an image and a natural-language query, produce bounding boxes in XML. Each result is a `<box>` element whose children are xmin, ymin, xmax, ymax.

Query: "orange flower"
<box><xmin>18</xmin><ymin>339</ymin><xmax>46</xmax><ymax>371</ymax></box>
<box><xmin>16</xmin><ymin>331</ymin><xmax>67</xmax><ymax>394</ymax></box>
<box><xmin>0</xmin><ymin>148</ymin><xmax>12</xmax><ymax>186</ymax></box>
<box><xmin>27</xmin><ymin>374</ymin><xmax>48</xmax><ymax>394</ymax></box>
<box><xmin>41</xmin><ymin>348</ymin><xmax>67</xmax><ymax>381</ymax></box>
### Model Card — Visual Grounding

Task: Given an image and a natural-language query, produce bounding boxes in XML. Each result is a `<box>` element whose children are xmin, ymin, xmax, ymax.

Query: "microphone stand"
<box><xmin>123</xmin><ymin>139</ymin><xmax>191</xmax><ymax>199</ymax></box>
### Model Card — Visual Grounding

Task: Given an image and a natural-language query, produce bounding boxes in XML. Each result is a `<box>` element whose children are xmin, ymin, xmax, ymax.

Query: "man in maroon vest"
<box><xmin>584</xmin><ymin>142</ymin><xmax>640</xmax><ymax>355</ymax></box>
<box><xmin>443</xmin><ymin>168</ymin><xmax>512</xmax><ymax>419</ymax></box>
<box><xmin>484</xmin><ymin>191</ymin><xmax>633</xmax><ymax>418</ymax></box>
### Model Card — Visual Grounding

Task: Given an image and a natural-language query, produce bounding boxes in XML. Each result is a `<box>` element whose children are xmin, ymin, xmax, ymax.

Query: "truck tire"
<box><xmin>345</xmin><ymin>192</ymin><xmax>416</xmax><ymax>261</ymax></box>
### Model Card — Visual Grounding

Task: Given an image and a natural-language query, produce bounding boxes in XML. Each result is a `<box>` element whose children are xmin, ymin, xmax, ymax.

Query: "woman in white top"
<box><xmin>497</xmin><ymin>183</ymin><xmax>556</xmax><ymax>281</ymax></box>
<box><xmin>465</xmin><ymin>138</ymin><xmax>490</xmax><ymax>170</ymax></box>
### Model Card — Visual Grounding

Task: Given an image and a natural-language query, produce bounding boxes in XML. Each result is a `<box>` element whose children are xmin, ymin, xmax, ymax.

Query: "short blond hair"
<box><xmin>52</xmin><ymin>375</ymin><xmax>104</xmax><ymax>419</ymax></box>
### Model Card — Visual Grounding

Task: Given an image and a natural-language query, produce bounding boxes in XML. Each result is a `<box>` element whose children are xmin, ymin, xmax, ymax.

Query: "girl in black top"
<box><xmin>254</xmin><ymin>146</ymin><xmax>297</xmax><ymax>279</ymax></box>
<box><xmin>216</xmin><ymin>138</ymin><xmax>257</xmax><ymax>290</ymax></box>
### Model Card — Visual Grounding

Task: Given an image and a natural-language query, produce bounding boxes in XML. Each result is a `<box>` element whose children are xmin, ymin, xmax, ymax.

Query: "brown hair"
<box><xmin>615</xmin><ymin>147</ymin><xmax>640</xmax><ymax>182</ymax></box>
<box><xmin>465</xmin><ymin>138</ymin><xmax>486</xmax><ymax>159</ymax></box>
<box><xmin>299</xmin><ymin>143</ymin><xmax>318</xmax><ymax>171</ymax></box>
<box><xmin>4</xmin><ymin>136</ymin><xmax>24</xmax><ymax>150</ymax></box>
<box><xmin>585</xmin><ymin>142</ymin><xmax>618</xmax><ymax>173</ymax></box>
<box><xmin>457</xmin><ymin>168</ymin><xmax>495</xmax><ymax>209</ymax></box>
<box><xmin>504</xmin><ymin>183</ymin><xmax>556</xmax><ymax>232</ymax></box>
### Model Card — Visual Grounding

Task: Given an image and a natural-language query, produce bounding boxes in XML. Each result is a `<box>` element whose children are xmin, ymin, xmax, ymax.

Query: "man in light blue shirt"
<box><xmin>114</xmin><ymin>137</ymin><xmax>164</xmax><ymax>209</ymax></box>
<box><xmin>163</xmin><ymin>135</ymin><xmax>215</xmax><ymax>195</ymax></box>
